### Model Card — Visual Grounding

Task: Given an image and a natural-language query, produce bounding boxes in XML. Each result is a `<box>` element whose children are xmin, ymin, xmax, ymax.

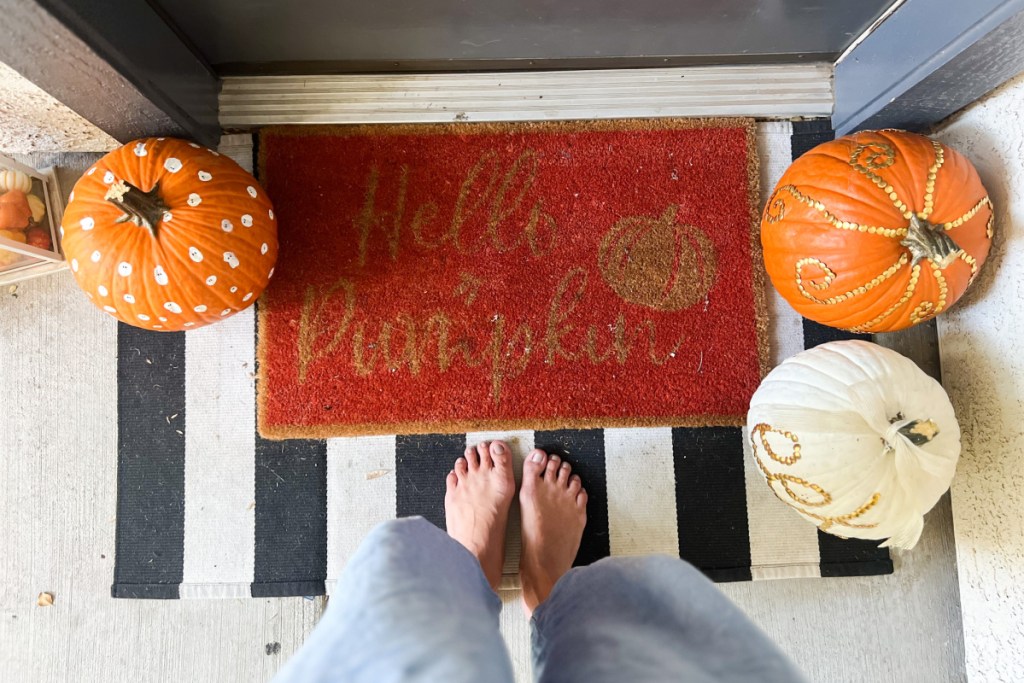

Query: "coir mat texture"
<box><xmin>257</xmin><ymin>119</ymin><xmax>767</xmax><ymax>438</ymax></box>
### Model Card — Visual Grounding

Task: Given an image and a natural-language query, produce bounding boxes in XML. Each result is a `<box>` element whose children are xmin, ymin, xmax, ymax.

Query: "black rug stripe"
<box><xmin>807</xmin><ymin>319</ymin><xmax>891</xmax><ymax>574</ymax></box>
<box><xmin>802</xmin><ymin>320</ymin><xmax>870</xmax><ymax>348</ymax></box>
<box><xmin>395</xmin><ymin>434</ymin><xmax>465</xmax><ymax>530</ymax></box>
<box><xmin>791</xmin><ymin>119</ymin><xmax>893</xmax><ymax>575</ymax></box>
<box><xmin>803</xmin><ymin>321</ymin><xmax>887</xmax><ymax>573</ymax></box>
<box><xmin>112</xmin><ymin>324</ymin><xmax>187</xmax><ymax>599</ymax></box>
<box><xmin>818</xmin><ymin>533</ymin><xmax>894</xmax><ymax>577</ymax></box>
<box><xmin>673</xmin><ymin>427</ymin><xmax>752</xmax><ymax>582</ymax></box>
<box><xmin>533</xmin><ymin>430</ymin><xmax>609</xmax><ymax>567</ymax></box>
<box><xmin>798</xmin><ymin>313</ymin><xmax>888</xmax><ymax>573</ymax></box>
<box><xmin>790</xmin><ymin>118</ymin><xmax>835</xmax><ymax>157</ymax></box>
<box><xmin>251</xmin><ymin>305</ymin><xmax>328</xmax><ymax>597</ymax></box>
<box><xmin>251</xmin><ymin>436</ymin><xmax>328</xmax><ymax>597</ymax></box>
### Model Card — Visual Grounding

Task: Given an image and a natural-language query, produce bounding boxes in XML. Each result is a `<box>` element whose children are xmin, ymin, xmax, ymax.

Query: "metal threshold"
<box><xmin>219</xmin><ymin>63</ymin><xmax>833</xmax><ymax>127</ymax></box>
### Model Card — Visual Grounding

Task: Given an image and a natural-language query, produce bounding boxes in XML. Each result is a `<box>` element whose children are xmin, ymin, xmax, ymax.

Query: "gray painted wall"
<box><xmin>833</xmin><ymin>0</ymin><xmax>1024</xmax><ymax>133</ymax></box>
<box><xmin>154</xmin><ymin>0</ymin><xmax>893</xmax><ymax>73</ymax></box>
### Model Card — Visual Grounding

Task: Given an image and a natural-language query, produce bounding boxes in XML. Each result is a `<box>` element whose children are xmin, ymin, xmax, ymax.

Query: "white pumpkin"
<box><xmin>746</xmin><ymin>340</ymin><xmax>960</xmax><ymax>549</ymax></box>
<box><xmin>0</xmin><ymin>169</ymin><xmax>32</xmax><ymax>193</ymax></box>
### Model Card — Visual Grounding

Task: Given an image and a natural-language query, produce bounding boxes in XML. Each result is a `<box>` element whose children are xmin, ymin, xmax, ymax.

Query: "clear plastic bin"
<box><xmin>0</xmin><ymin>153</ymin><xmax>66</xmax><ymax>285</ymax></box>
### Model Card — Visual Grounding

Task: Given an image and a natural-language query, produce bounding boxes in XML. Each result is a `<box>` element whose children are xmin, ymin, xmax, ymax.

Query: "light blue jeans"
<box><xmin>274</xmin><ymin>517</ymin><xmax>806</xmax><ymax>683</ymax></box>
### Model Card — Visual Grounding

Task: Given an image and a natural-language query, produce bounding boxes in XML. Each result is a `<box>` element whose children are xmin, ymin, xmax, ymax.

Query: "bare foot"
<box><xmin>519</xmin><ymin>448</ymin><xmax>587</xmax><ymax>616</ymax></box>
<box><xmin>445</xmin><ymin>440</ymin><xmax>516</xmax><ymax>591</ymax></box>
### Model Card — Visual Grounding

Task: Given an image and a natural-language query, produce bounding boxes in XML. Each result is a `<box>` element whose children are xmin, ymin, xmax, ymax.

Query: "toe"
<box><xmin>465</xmin><ymin>445</ymin><xmax>480</xmax><ymax>469</ymax></box>
<box><xmin>523</xmin><ymin>449</ymin><xmax>548</xmax><ymax>483</ymax></box>
<box><xmin>557</xmin><ymin>461</ymin><xmax>572</xmax><ymax>485</ymax></box>
<box><xmin>476</xmin><ymin>441</ymin><xmax>493</xmax><ymax>469</ymax></box>
<box><xmin>489</xmin><ymin>441</ymin><xmax>509</xmax><ymax>468</ymax></box>
<box><xmin>454</xmin><ymin>457</ymin><xmax>469</xmax><ymax>478</ymax></box>
<box><xmin>545</xmin><ymin>455</ymin><xmax>561</xmax><ymax>479</ymax></box>
<box><xmin>568</xmin><ymin>474</ymin><xmax>582</xmax><ymax>494</ymax></box>
<box><xmin>576</xmin><ymin>489</ymin><xmax>588</xmax><ymax>509</ymax></box>
<box><xmin>446</xmin><ymin>470</ymin><xmax>458</xmax><ymax>490</ymax></box>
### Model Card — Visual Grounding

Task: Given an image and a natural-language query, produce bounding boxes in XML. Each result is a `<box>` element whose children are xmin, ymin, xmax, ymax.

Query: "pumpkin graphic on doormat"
<box><xmin>598</xmin><ymin>205</ymin><xmax>717</xmax><ymax>312</ymax></box>
<box><xmin>761</xmin><ymin>129</ymin><xmax>992</xmax><ymax>333</ymax></box>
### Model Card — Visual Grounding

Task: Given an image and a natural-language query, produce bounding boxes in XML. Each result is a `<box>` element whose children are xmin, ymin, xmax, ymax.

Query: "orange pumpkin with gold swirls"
<box><xmin>761</xmin><ymin>130</ymin><xmax>992</xmax><ymax>333</ymax></box>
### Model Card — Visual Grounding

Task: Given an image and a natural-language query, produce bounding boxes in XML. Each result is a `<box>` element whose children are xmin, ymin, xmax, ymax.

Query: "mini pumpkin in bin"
<box><xmin>61</xmin><ymin>138</ymin><xmax>278</xmax><ymax>331</ymax></box>
<box><xmin>761</xmin><ymin>129</ymin><xmax>992</xmax><ymax>333</ymax></box>
<box><xmin>0</xmin><ymin>156</ymin><xmax>64</xmax><ymax>281</ymax></box>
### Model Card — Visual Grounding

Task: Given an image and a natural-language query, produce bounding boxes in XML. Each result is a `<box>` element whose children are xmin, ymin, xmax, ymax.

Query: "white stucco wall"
<box><xmin>934</xmin><ymin>72</ymin><xmax>1024</xmax><ymax>682</ymax></box>
<box><xmin>0</xmin><ymin>61</ymin><xmax>117</xmax><ymax>154</ymax></box>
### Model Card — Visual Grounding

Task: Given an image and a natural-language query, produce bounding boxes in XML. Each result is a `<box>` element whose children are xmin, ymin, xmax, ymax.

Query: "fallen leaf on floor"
<box><xmin>365</xmin><ymin>469</ymin><xmax>392</xmax><ymax>480</ymax></box>
<box><xmin>37</xmin><ymin>592</ymin><xmax>54</xmax><ymax>607</ymax></box>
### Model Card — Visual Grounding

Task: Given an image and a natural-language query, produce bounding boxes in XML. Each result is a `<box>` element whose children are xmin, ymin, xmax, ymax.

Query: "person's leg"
<box><xmin>520</xmin><ymin>448</ymin><xmax>807</xmax><ymax>683</ymax></box>
<box><xmin>274</xmin><ymin>441</ymin><xmax>517</xmax><ymax>683</ymax></box>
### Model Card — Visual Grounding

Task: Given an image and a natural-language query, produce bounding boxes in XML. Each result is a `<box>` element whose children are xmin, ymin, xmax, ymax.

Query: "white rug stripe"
<box><xmin>747</xmin><ymin>121</ymin><xmax>820</xmax><ymax>579</ymax></box>
<box><xmin>743</xmin><ymin>425</ymin><xmax>821</xmax><ymax>580</ymax></box>
<box><xmin>499</xmin><ymin>592</ymin><xmax>533</xmax><ymax>683</ymax></box>
<box><xmin>324</xmin><ymin>435</ymin><xmax>398</xmax><ymax>596</ymax></box>
<box><xmin>756</xmin><ymin>120</ymin><xmax>805</xmax><ymax>368</ymax></box>
<box><xmin>180</xmin><ymin>308</ymin><xmax>256</xmax><ymax>595</ymax></box>
<box><xmin>218</xmin><ymin>133</ymin><xmax>255</xmax><ymax>173</ymax></box>
<box><xmin>178</xmin><ymin>582</ymin><xmax>254</xmax><ymax>599</ymax></box>
<box><xmin>465</xmin><ymin>430</ymin><xmax>535</xmax><ymax>591</ymax></box>
<box><xmin>756</xmin><ymin>120</ymin><xmax>793</xmax><ymax>197</ymax></box>
<box><xmin>767</xmin><ymin>292</ymin><xmax>805</xmax><ymax>366</ymax></box>
<box><xmin>604</xmin><ymin>427</ymin><xmax>679</xmax><ymax>557</ymax></box>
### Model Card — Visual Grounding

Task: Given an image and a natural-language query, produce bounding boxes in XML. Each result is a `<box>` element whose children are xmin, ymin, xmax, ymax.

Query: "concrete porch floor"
<box><xmin>0</xmin><ymin>153</ymin><xmax>965</xmax><ymax>683</ymax></box>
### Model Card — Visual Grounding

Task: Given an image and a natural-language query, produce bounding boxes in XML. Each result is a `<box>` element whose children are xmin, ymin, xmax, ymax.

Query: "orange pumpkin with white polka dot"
<box><xmin>761</xmin><ymin>130</ymin><xmax>992</xmax><ymax>333</ymax></box>
<box><xmin>61</xmin><ymin>138</ymin><xmax>278</xmax><ymax>331</ymax></box>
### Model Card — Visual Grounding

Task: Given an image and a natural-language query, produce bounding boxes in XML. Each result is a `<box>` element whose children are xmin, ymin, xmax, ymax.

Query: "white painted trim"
<box><xmin>219</xmin><ymin>63</ymin><xmax>832</xmax><ymax>127</ymax></box>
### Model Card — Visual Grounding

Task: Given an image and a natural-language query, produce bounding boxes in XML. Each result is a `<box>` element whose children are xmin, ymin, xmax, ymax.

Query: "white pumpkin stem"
<box><xmin>104</xmin><ymin>179</ymin><xmax>168</xmax><ymax>238</ymax></box>
<box><xmin>895</xmin><ymin>418</ymin><xmax>939</xmax><ymax>446</ymax></box>
<box><xmin>900</xmin><ymin>215</ymin><xmax>962</xmax><ymax>268</ymax></box>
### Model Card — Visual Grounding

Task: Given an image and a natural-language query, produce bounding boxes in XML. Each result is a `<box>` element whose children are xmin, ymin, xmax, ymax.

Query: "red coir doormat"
<box><xmin>257</xmin><ymin>119</ymin><xmax>766</xmax><ymax>438</ymax></box>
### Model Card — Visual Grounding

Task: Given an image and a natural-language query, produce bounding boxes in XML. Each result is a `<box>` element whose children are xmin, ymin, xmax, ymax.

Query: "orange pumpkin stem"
<box><xmin>104</xmin><ymin>179</ymin><xmax>169</xmax><ymax>238</ymax></box>
<box><xmin>900</xmin><ymin>214</ymin><xmax>962</xmax><ymax>269</ymax></box>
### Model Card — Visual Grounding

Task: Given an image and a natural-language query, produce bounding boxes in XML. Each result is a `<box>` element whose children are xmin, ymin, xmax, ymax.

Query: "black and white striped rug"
<box><xmin>111</xmin><ymin>120</ymin><xmax>892</xmax><ymax>599</ymax></box>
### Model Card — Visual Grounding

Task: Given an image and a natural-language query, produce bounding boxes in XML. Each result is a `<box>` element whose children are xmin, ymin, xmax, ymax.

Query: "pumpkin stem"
<box><xmin>900</xmin><ymin>215</ymin><xmax>961</xmax><ymax>269</ymax></box>
<box><xmin>896</xmin><ymin>418</ymin><xmax>940</xmax><ymax>446</ymax></box>
<box><xmin>104</xmin><ymin>179</ymin><xmax>169</xmax><ymax>238</ymax></box>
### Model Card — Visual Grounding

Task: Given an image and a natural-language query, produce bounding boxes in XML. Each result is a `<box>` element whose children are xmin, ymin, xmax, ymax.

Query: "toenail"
<box><xmin>561</xmin><ymin>462</ymin><xmax>570</xmax><ymax>469</ymax></box>
<box><xmin>492</xmin><ymin>442</ymin><xmax>504</xmax><ymax>453</ymax></box>
<box><xmin>530</xmin><ymin>450</ymin><xmax>544</xmax><ymax>462</ymax></box>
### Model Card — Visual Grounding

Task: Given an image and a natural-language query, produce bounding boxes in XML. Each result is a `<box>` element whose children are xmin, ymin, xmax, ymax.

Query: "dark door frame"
<box><xmin>0</xmin><ymin>0</ymin><xmax>220</xmax><ymax>147</ymax></box>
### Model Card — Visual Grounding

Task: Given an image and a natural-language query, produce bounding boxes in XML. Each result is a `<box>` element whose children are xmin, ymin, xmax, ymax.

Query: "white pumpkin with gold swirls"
<box><xmin>746</xmin><ymin>340</ymin><xmax>959</xmax><ymax>549</ymax></box>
